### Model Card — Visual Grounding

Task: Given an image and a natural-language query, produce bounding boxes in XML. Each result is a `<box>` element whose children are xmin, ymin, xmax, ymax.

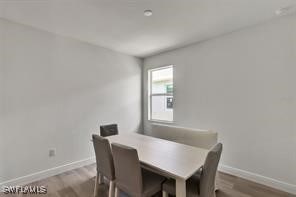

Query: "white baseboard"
<box><xmin>1</xmin><ymin>159</ymin><xmax>295</xmax><ymax>195</ymax></box>
<box><xmin>219</xmin><ymin>164</ymin><xmax>296</xmax><ymax>195</ymax></box>
<box><xmin>0</xmin><ymin>157</ymin><xmax>95</xmax><ymax>188</ymax></box>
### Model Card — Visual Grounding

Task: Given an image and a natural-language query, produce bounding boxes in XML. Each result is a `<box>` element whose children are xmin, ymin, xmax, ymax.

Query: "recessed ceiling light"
<box><xmin>275</xmin><ymin>5</ymin><xmax>296</xmax><ymax>16</ymax></box>
<box><xmin>144</xmin><ymin>10</ymin><xmax>153</xmax><ymax>17</ymax></box>
<box><xmin>275</xmin><ymin>8</ymin><xmax>287</xmax><ymax>16</ymax></box>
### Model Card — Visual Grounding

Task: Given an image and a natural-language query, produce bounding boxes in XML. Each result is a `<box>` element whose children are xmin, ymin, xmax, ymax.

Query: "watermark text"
<box><xmin>2</xmin><ymin>185</ymin><xmax>47</xmax><ymax>195</ymax></box>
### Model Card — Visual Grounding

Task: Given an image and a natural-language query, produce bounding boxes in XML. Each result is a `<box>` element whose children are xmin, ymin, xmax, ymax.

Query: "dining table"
<box><xmin>106</xmin><ymin>132</ymin><xmax>209</xmax><ymax>197</ymax></box>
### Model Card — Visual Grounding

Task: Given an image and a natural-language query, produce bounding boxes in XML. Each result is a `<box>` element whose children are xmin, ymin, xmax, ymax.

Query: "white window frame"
<box><xmin>148</xmin><ymin>65</ymin><xmax>174</xmax><ymax>122</ymax></box>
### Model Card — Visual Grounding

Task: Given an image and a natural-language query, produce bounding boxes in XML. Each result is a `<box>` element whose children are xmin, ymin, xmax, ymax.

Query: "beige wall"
<box><xmin>0</xmin><ymin>18</ymin><xmax>142</xmax><ymax>183</ymax></box>
<box><xmin>143</xmin><ymin>14</ymin><xmax>296</xmax><ymax>188</ymax></box>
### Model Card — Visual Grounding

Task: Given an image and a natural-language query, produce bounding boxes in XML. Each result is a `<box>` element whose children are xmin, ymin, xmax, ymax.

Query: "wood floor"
<box><xmin>1</xmin><ymin>164</ymin><xmax>295</xmax><ymax>197</ymax></box>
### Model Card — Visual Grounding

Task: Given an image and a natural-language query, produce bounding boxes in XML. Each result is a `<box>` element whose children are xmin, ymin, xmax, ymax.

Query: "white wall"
<box><xmin>0</xmin><ymin>18</ymin><xmax>142</xmax><ymax>183</ymax></box>
<box><xmin>143</xmin><ymin>14</ymin><xmax>296</xmax><ymax>188</ymax></box>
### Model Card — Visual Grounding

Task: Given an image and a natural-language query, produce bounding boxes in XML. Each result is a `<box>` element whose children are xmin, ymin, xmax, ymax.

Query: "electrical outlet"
<box><xmin>49</xmin><ymin>149</ymin><xmax>56</xmax><ymax>157</ymax></box>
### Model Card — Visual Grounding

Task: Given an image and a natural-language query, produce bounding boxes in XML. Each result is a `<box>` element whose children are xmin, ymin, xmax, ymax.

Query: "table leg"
<box><xmin>109</xmin><ymin>180</ymin><xmax>115</xmax><ymax>197</ymax></box>
<box><xmin>176</xmin><ymin>178</ymin><xmax>186</xmax><ymax>197</ymax></box>
<box><xmin>114</xmin><ymin>187</ymin><xmax>119</xmax><ymax>197</ymax></box>
<box><xmin>162</xmin><ymin>191</ymin><xmax>168</xmax><ymax>197</ymax></box>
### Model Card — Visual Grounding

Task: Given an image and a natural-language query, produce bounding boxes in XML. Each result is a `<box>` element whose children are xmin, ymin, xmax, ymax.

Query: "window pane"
<box><xmin>151</xmin><ymin>95</ymin><xmax>173</xmax><ymax>121</ymax></box>
<box><xmin>151</xmin><ymin>67</ymin><xmax>173</xmax><ymax>94</ymax></box>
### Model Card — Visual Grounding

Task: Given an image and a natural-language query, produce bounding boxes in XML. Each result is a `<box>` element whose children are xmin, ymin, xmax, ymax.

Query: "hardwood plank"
<box><xmin>1</xmin><ymin>164</ymin><xmax>295</xmax><ymax>197</ymax></box>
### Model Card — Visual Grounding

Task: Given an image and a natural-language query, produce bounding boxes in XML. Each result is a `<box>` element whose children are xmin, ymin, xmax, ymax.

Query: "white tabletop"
<box><xmin>107</xmin><ymin>133</ymin><xmax>208</xmax><ymax>180</ymax></box>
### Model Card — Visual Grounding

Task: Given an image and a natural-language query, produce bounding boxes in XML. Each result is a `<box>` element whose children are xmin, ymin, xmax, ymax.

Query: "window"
<box><xmin>148</xmin><ymin>66</ymin><xmax>173</xmax><ymax>122</ymax></box>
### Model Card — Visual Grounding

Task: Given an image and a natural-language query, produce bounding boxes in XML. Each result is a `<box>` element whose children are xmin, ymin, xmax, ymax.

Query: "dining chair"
<box><xmin>111</xmin><ymin>143</ymin><xmax>166</xmax><ymax>197</ymax></box>
<box><xmin>92</xmin><ymin>134</ymin><xmax>115</xmax><ymax>197</ymax></box>
<box><xmin>162</xmin><ymin>143</ymin><xmax>223</xmax><ymax>197</ymax></box>
<box><xmin>100</xmin><ymin>124</ymin><xmax>119</xmax><ymax>137</ymax></box>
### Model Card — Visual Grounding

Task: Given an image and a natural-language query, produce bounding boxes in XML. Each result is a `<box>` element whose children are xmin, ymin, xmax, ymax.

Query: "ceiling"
<box><xmin>0</xmin><ymin>0</ymin><xmax>295</xmax><ymax>57</ymax></box>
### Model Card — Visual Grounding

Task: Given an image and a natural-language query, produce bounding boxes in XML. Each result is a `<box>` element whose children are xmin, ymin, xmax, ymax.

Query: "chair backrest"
<box><xmin>111</xmin><ymin>143</ymin><xmax>143</xmax><ymax>196</ymax></box>
<box><xmin>199</xmin><ymin>143</ymin><xmax>223</xmax><ymax>197</ymax></box>
<box><xmin>92</xmin><ymin>134</ymin><xmax>115</xmax><ymax>180</ymax></box>
<box><xmin>100</xmin><ymin>124</ymin><xmax>118</xmax><ymax>137</ymax></box>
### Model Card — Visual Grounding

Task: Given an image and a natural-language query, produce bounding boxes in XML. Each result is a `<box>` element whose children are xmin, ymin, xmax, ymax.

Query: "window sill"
<box><xmin>148</xmin><ymin>119</ymin><xmax>175</xmax><ymax>124</ymax></box>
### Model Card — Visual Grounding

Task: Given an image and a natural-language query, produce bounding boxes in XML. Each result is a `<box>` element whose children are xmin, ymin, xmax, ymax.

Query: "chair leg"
<box><xmin>215</xmin><ymin>172</ymin><xmax>219</xmax><ymax>192</ymax></box>
<box><xmin>162</xmin><ymin>191</ymin><xmax>168</xmax><ymax>197</ymax></box>
<box><xmin>98</xmin><ymin>173</ymin><xmax>104</xmax><ymax>184</ymax></box>
<box><xmin>114</xmin><ymin>187</ymin><xmax>119</xmax><ymax>197</ymax></box>
<box><xmin>109</xmin><ymin>181</ymin><xmax>115</xmax><ymax>197</ymax></box>
<box><xmin>94</xmin><ymin>175</ymin><xmax>99</xmax><ymax>197</ymax></box>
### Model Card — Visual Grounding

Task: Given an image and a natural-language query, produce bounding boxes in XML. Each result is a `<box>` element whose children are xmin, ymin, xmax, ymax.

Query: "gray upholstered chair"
<box><xmin>162</xmin><ymin>143</ymin><xmax>223</xmax><ymax>197</ymax></box>
<box><xmin>100</xmin><ymin>124</ymin><xmax>119</xmax><ymax>137</ymax></box>
<box><xmin>92</xmin><ymin>134</ymin><xmax>115</xmax><ymax>197</ymax></box>
<box><xmin>111</xmin><ymin>143</ymin><xmax>166</xmax><ymax>197</ymax></box>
